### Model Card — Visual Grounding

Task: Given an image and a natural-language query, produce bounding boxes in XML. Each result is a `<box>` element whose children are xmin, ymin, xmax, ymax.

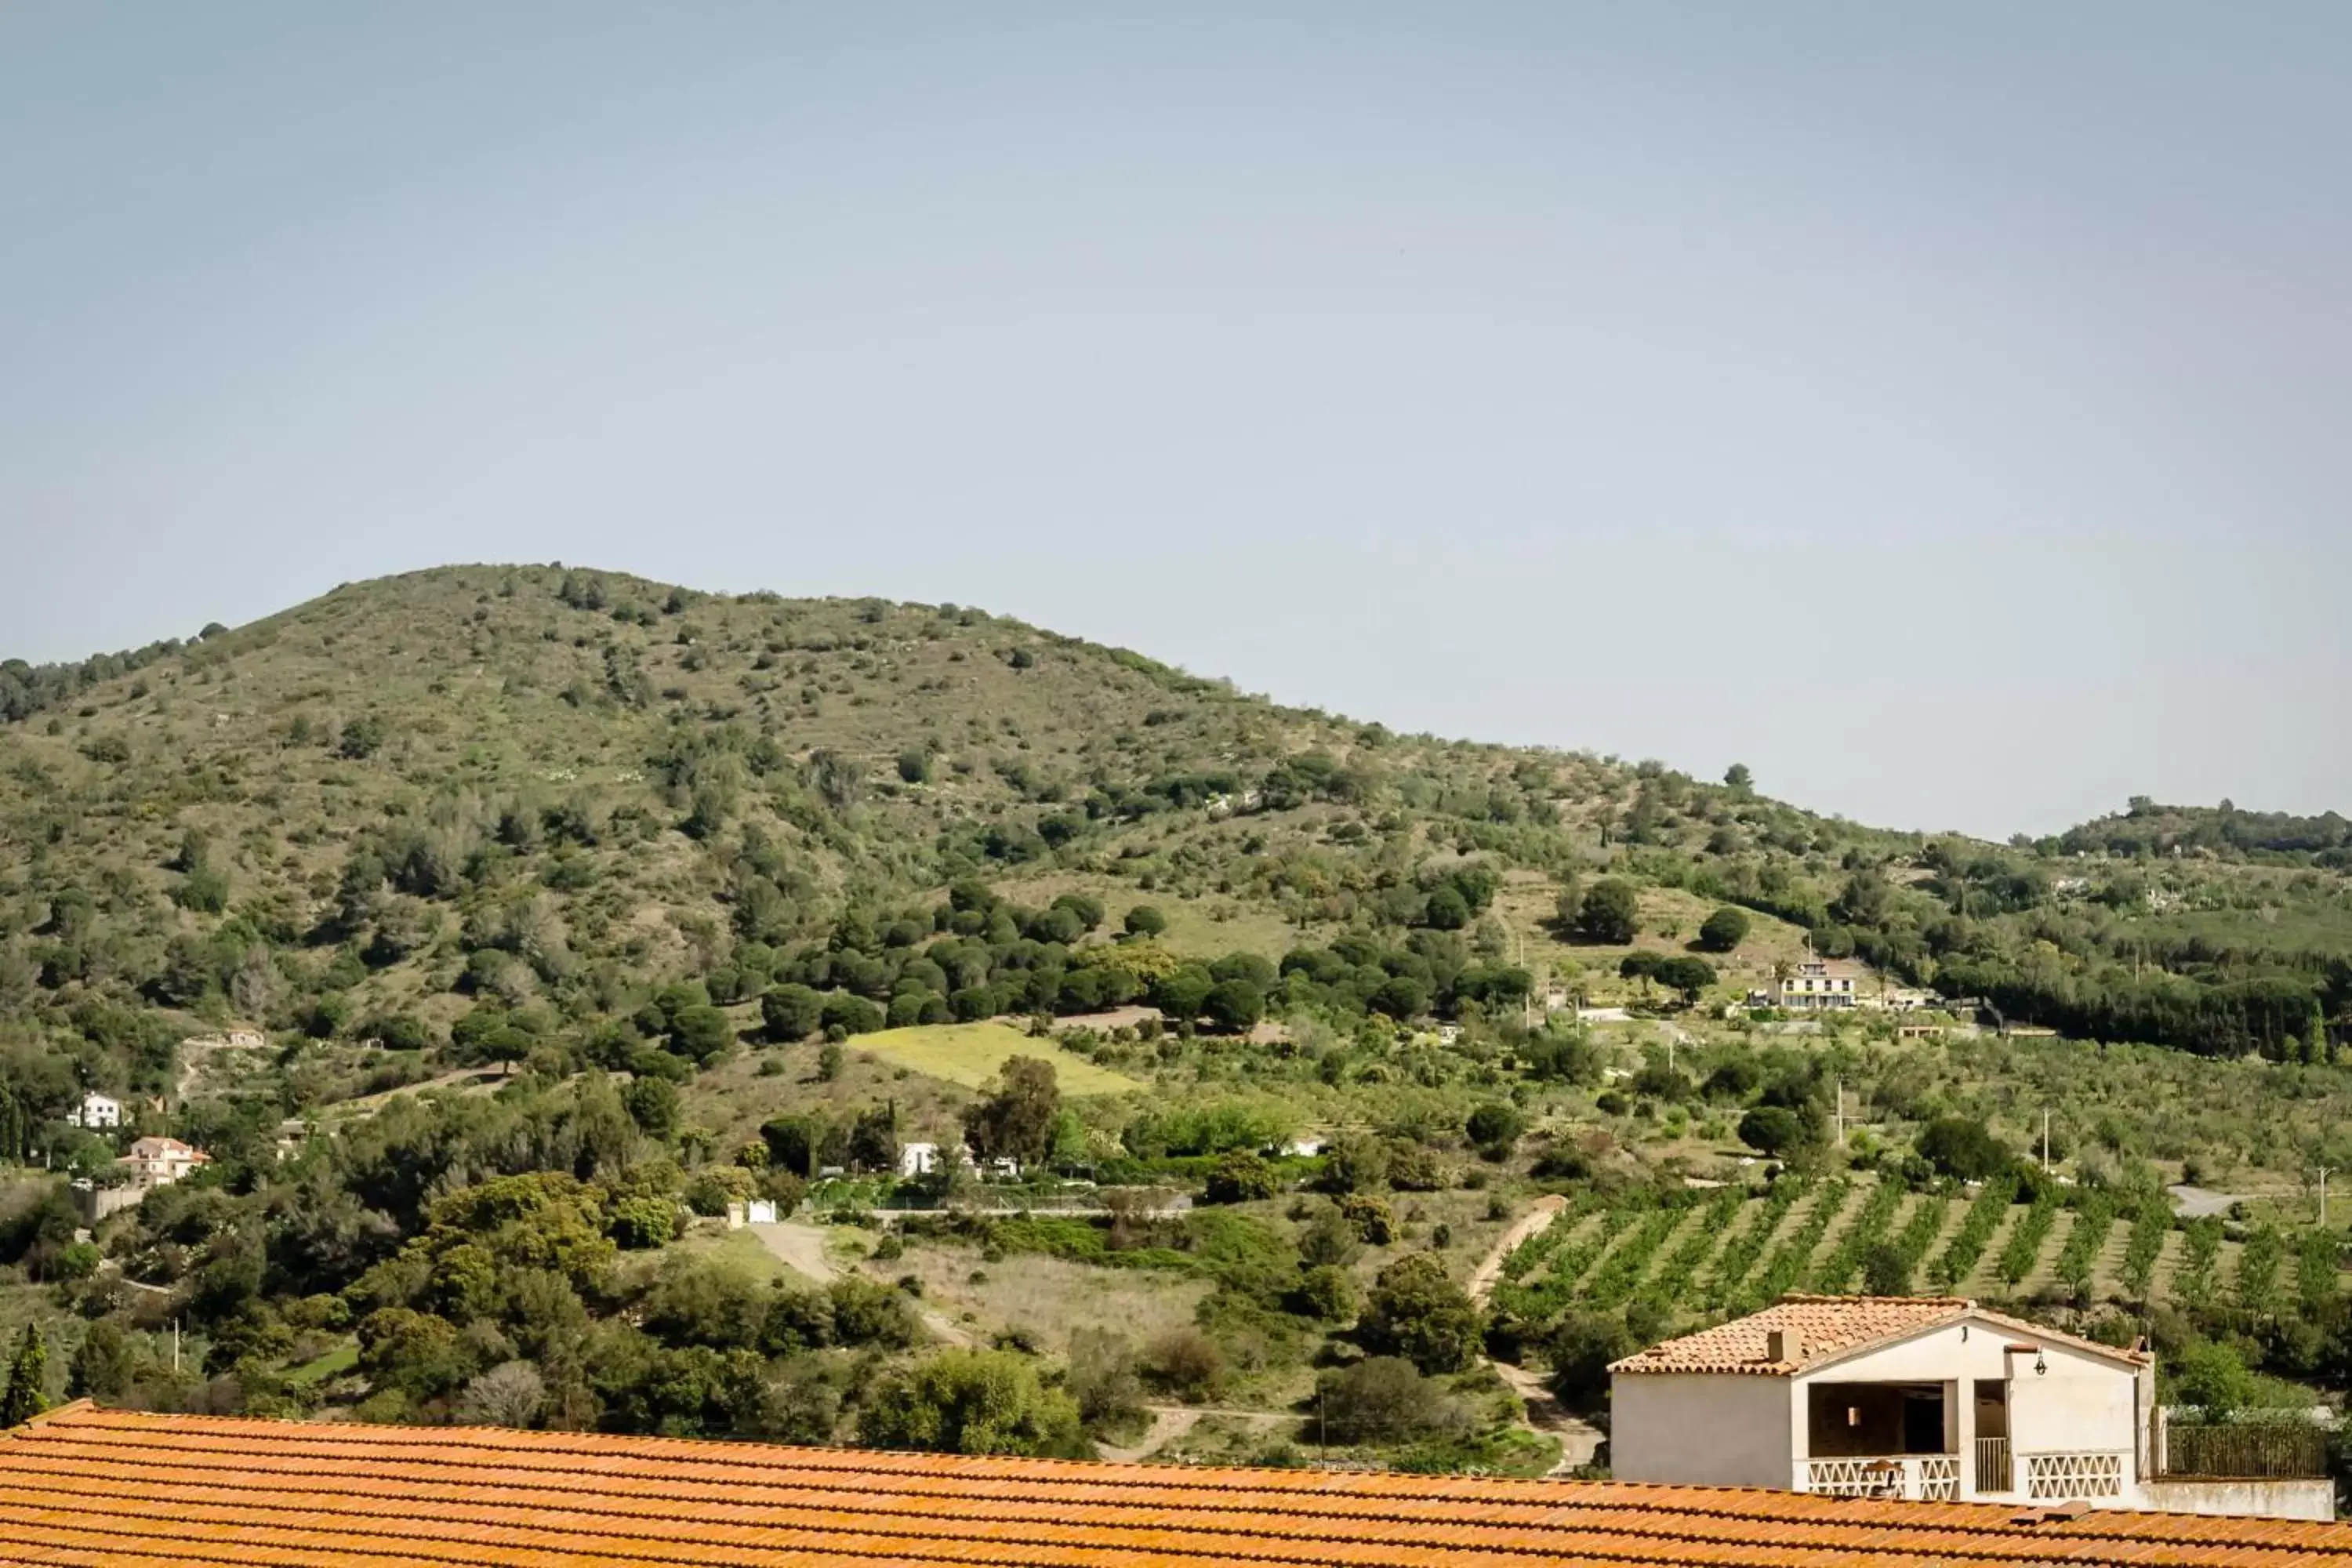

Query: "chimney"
<box><xmin>1766</xmin><ymin>1329</ymin><xmax>1802</xmax><ymax>1364</ymax></box>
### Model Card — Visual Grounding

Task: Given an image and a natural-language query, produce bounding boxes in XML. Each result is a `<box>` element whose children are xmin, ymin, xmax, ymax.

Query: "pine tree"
<box><xmin>2317</xmin><ymin>1001</ymin><xmax>2337</xmax><ymax>1067</ymax></box>
<box><xmin>2</xmin><ymin>1325</ymin><xmax>51</xmax><ymax>1427</ymax></box>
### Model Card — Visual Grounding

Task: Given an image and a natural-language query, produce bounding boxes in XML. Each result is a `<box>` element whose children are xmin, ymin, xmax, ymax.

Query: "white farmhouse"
<box><xmin>119</xmin><ymin>1136</ymin><xmax>209</xmax><ymax>1187</ymax></box>
<box><xmin>1610</xmin><ymin>1295</ymin><xmax>2330</xmax><ymax>1521</ymax></box>
<box><xmin>65</xmin><ymin>1092</ymin><xmax>122</xmax><ymax>1130</ymax></box>
<box><xmin>898</xmin><ymin>1142</ymin><xmax>942</xmax><ymax>1178</ymax></box>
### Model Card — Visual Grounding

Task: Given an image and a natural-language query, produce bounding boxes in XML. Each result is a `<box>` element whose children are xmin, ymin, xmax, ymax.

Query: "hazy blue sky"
<box><xmin>4</xmin><ymin>3</ymin><xmax>2346</xmax><ymax>838</ymax></box>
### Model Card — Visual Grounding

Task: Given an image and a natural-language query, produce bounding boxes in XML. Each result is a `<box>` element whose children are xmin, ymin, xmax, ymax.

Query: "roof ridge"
<box><xmin>1773</xmin><ymin>1293</ymin><xmax>1972</xmax><ymax>1306</ymax></box>
<box><xmin>3</xmin><ymin>1396</ymin><xmax>94</xmax><ymax>1436</ymax></box>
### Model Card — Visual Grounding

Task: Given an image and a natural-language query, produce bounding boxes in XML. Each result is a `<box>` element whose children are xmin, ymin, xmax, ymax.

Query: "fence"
<box><xmin>2161</xmin><ymin>1423</ymin><xmax>2331</xmax><ymax>1480</ymax></box>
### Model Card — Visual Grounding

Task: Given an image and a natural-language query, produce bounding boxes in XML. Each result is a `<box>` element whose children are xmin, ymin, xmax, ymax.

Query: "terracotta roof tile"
<box><xmin>0</xmin><ymin>1401</ymin><xmax>2325</xmax><ymax>1567</ymax></box>
<box><xmin>1610</xmin><ymin>1294</ymin><xmax>2149</xmax><ymax>1377</ymax></box>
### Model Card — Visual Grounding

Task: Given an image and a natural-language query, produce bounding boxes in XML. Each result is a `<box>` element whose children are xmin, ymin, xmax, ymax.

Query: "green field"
<box><xmin>850</xmin><ymin>1022</ymin><xmax>1142</xmax><ymax>1096</ymax></box>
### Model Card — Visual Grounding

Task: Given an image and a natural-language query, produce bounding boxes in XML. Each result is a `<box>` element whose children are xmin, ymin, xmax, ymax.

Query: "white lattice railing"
<box><xmin>1801</xmin><ymin>1455</ymin><xmax>1961</xmax><ymax>1501</ymax></box>
<box><xmin>2023</xmin><ymin>1450</ymin><xmax>2127</xmax><ymax>1501</ymax></box>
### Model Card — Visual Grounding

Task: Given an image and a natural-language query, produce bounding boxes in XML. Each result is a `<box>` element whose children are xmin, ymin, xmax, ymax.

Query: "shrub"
<box><xmin>1314</xmin><ymin>1356</ymin><xmax>1461</xmax><ymax>1445</ymax></box>
<box><xmin>1341</xmin><ymin>1193</ymin><xmax>1395</xmax><ymax>1245</ymax></box>
<box><xmin>1203</xmin><ymin>1152</ymin><xmax>1281</xmax><ymax>1205</ymax></box>
<box><xmin>608</xmin><ymin>1197</ymin><xmax>677</xmax><ymax>1250</ymax></box>
<box><xmin>1143</xmin><ymin>1327</ymin><xmax>1227</xmax><ymax>1403</ymax></box>
<box><xmin>858</xmin><ymin>1350</ymin><xmax>1086</xmax><ymax>1456</ymax></box>
<box><xmin>1291</xmin><ymin>1264</ymin><xmax>1360</xmax><ymax>1323</ymax></box>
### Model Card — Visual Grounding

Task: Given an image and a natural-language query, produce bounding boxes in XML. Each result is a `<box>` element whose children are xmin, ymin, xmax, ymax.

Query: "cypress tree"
<box><xmin>2</xmin><ymin>1325</ymin><xmax>52</xmax><ymax>1427</ymax></box>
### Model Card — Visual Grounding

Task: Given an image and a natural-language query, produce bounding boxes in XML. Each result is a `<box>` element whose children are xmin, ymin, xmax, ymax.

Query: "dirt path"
<box><xmin>1097</xmin><ymin>1407</ymin><xmax>1203</xmax><ymax>1464</ymax></box>
<box><xmin>1096</xmin><ymin>1405</ymin><xmax>1293</xmax><ymax>1465</ymax></box>
<box><xmin>1469</xmin><ymin>1192</ymin><xmax>1566</xmax><ymax>1301</ymax></box>
<box><xmin>1492</xmin><ymin>1359</ymin><xmax>1606</xmax><ymax>1474</ymax></box>
<box><xmin>1468</xmin><ymin>1195</ymin><xmax>1606</xmax><ymax>1475</ymax></box>
<box><xmin>747</xmin><ymin>1222</ymin><xmax>975</xmax><ymax>1348</ymax></box>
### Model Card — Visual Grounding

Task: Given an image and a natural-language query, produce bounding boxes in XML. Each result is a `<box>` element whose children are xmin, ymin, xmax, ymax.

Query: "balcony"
<box><xmin>1798</xmin><ymin>1454</ymin><xmax>1960</xmax><ymax>1501</ymax></box>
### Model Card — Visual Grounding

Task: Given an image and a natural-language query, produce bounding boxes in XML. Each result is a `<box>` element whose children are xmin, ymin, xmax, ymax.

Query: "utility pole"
<box><xmin>1835</xmin><ymin>1078</ymin><xmax>1846</xmax><ymax>1146</ymax></box>
<box><xmin>2317</xmin><ymin>1167</ymin><xmax>2336</xmax><ymax>1229</ymax></box>
<box><xmin>2041</xmin><ymin>1110</ymin><xmax>2051</xmax><ymax>1173</ymax></box>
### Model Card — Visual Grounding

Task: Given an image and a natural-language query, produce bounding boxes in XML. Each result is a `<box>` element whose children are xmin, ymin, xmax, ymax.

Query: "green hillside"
<box><xmin>3</xmin><ymin>563</ymin><xmax>2343</xmax><ymax>1117</ymax></box>
<box><xmin>2</xmin><ymin>564</ymin><xmax>2348</xmax><ymax>1461</ymax></box>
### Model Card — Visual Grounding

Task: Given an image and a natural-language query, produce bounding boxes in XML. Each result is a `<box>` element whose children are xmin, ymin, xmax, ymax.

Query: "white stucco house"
<box><xmin>899</xmin><ymin>1142</ymin><xmax>942</xmax><ymax>1178</ymax></box>
<box><xmin>119</xmin><ymin>1136</ymin><xmax>209</xmax><ymax>1186</ymax></box>
<box><xmin>1610</xmin><ymin>1295</ymin><xmax>2331</xmax><ymax>1521</ymax></box>
<box><xmin>65</xmin><ymin>1092</ymin><xmax>122</xmax><ymax>1130</ymax></box>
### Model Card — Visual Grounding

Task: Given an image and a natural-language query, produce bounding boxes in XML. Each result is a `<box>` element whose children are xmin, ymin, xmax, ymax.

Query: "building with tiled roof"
<box><xmin>1610</xmin><ymin>1295</ymin><xmax>2328</xmax><ymax>1521</ymax></box>
<box><xmin>7</xmin><ymin>1401</ymin><xmax>2352</xmax><ymax>1567</ymax></box>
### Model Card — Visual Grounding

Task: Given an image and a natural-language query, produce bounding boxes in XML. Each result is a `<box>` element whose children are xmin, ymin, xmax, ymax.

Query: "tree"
<box><xmin>1917</xmin><ymin>1117</ymin><xmax>2010</xmax><ymax>1181</ymax></box>
<box><xmin>622</xmin><ymin>1076</ymin><xmax>680</xmax><ymax>1142</ymax></box>
<box><xmin>1465</xmin><ymin>1102</ymin><xmax>1525</xmax><ymax>1157</ymax></box>
<box><xmin>1575</xmin><ymin>880</ymin><xmax>1640</xmax><ymax>945</ymax></box>
<box><xmin>761</xmin><ymin>985</ymin><xmax>823</xmax><ymax>1042</ymax></box>
<box><xmin>1653</xmin><ymin>956</ymin><xmax>1717</xmax><ymax>1007</ymax></box>
<box><xmin>1861</xmin><ymin>1241</ymin><xmax>1912</xmax><ymax>1297</ymax></box>
<box><xmin>1123</xmin><ymin>906</ymin><xmax>1167</xmax><ymax>938</ymax></box>
<box><xmin>1422</xmin><ymin>884</ymin><xmax>1470</xmax><ymax>931</ymax></box>
<box><xmin>455</xmin><ymin>1361</ymin><xmax>548</xmax><ymax>1427</ymax></box>
<box><xmin>858</xmin><ymin>1350</ymin><xmax>1087</xmax><ymax>1457</ymax></box>
<box><xmin>67</xmin><ymin>1321</ymin><xmax>136</xmax><ymax>1400</ymax></box>
<box><xmin>669</xmin><ymin>1005</ymin><xmax>735</xmax><ymax>1065</ymax></box>
<box><xmin>1200</xmin><ymin>978</ymin><xmax>1265</xmax><ymax>1035</ymax></box>
<box><xmin>2</xmin><ymin>1326</ymin><xmax>50</xmax><ymax>1426</ymax></box>
<box><xmin>961</xmin><ymin>1057</ymin><xmax>1061</xmax><ymax>1168</ymax></box>
<box><xmin>1737</xmin><ymin>1105</ymin><xmax>1808</xmax><ymax>1159</ymax></box>
<box><xmin>1369</xmin><ymin>975</ymin><xmax>1428</xmax><ymax>1020</ymax></box>
<box><xmin>1723</xmin><ymin>763</ymin><xmax>1754</xmax><ymax>799</ymax></box>
<box><xmin>1697</xmin><ymin>906</ymin><xmax>1751</xmax><ymax>953</ymax></box>
<box><xmin>1544</xmin><ymin>1311</ymin><xmax>1634</xmax><ymax>1411</ymax></box>
<box><xmin>1152</xmin><ymin>968</ymin><xmax>1213</xmax><ymax>1022</ymax></box>
<box><xmin>818</xmin><ymin>993</ymin><xmax>884</xmax><ymax>1037</ymax></box>
<box><xmin>1359</xmin><ymin>1254</ymin><xmax>1483</xmax><ymax>1374</ymax></box>
<box><xmin>845</xmin><ymin>1104</ymin><xmax>899</xmax><ymax>1174</ymax></box>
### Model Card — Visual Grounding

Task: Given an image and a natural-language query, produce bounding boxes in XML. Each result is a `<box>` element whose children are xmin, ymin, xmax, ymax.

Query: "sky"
<box><xmin>3</xmin><ymin>2</ymin><xmax>2347</xmax><ymax>840</ymax></box>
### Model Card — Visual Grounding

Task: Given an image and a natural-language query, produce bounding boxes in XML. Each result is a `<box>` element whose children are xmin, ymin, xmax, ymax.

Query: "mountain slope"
<box><xmin>0</xmin><ymin>564</ymin><xmax>2345</xmax><ymax>1129</ymax></box>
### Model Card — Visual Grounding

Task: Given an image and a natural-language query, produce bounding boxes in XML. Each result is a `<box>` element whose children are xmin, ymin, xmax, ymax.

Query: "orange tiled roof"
<box><xmin>0</xmin><ymin>1400</ymin><xmax>2336</xmax><ymax>1568</ymax></box>
<box><xmin>1610</xmin><ymin>1295</ymin><xmax>2152</xmax><ymax>1377</ymax></box>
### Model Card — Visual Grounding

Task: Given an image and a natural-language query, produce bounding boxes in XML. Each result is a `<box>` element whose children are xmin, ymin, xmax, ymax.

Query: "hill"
<box><xmin>1</xmin><ymin>562</ymin><xmax>2346</xmax><ymax>1130</ymax></box>
<box><xmin>2</xmin><ymin>563</ymin><xmax>2350</xmax><ymax>1463</ymax></box>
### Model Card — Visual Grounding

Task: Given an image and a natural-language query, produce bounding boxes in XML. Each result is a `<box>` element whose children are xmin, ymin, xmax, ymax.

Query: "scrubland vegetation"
<box><xmin>2</xmin><ymin>566</ymin><xmax>2348</xmax><ymax>1473</ymax></box>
